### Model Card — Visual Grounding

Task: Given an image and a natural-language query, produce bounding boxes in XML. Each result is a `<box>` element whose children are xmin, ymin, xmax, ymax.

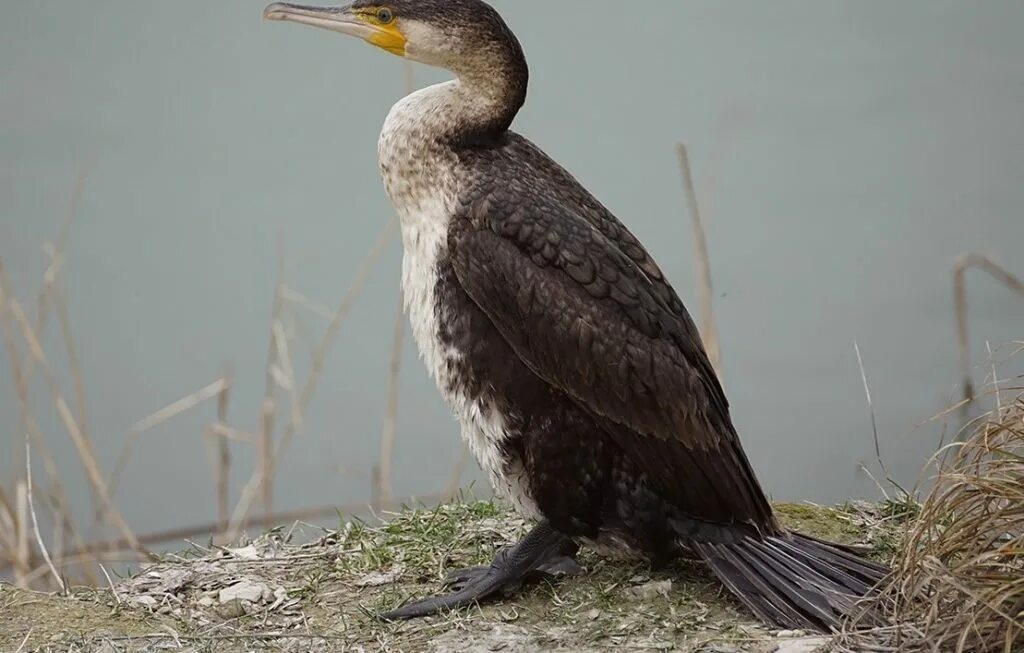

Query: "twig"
<box><xmin>206</xmin><ymin>422</ymin><xmax>257</xmax><ymax>445</ymax></box>
<box><xmin>13</xmin><ymin>629</ymin><xmax>32</xmax><ymax>653</ymax></box>
<box><xmin>272</xmin><ymin>319</ymin><xmax>301</xmax><ymax>433</ymax></box>
<box><xmin>15</xmin><ymin>481</ymin><xmax>28</xmax><ymax>587</ymax></box>
<box><xmin>378</xmin><ymin>294</ymin><xmax>406</xmax><ymax>508</ymax></box>
<box><xmin>7</xmin><ymin>297</ymin><xmax>144</xmax><ymax>554</ymax></box>
<box><xmin>280</xmin><ymin>286</ymin><xmax>338</xmax><ymax>322</ymax></box>
<box><xmin>226</xmin><ymin>218</ymin><xmax>398</xmax><ymax>540</ymax></box>
<box><xmin>108</xmin><ymin>377</ymin><xmax>229</xmax><ymax>500</ymax></box>
<box><xmin>98</xmin><ymin>564</ymin><xmax>121</xmax><ymax>605</ymax></box>
<box><xmin>0</xmin><ymin>260</ymin><xmax>98</xmax><ymax>586</ymax></box>
<box><xmin>25</xmin><ymin>436</ymin><xmax>65</xmax><ymax>593</ymax></box>
<box><xmin>676</xmin><ymin>144</ymin><xmax>723</xmax><ymax>383</ymax></box>
<box><xmin>217</xmin><ymin>363</ymin><xmax>234</xmax><ymax>525</ymax></box>
<box><xmin>259</xmin><ymin>397</ymin><xmax>275</xmax><ymax>518</ymax></box>
<box><xmin>953</xmin><ymin>253</ymin><xmax>1024</xmax><ymax>414</ymax></box>
<box><xmin>259</xmin><ymin>236</ymin><xmax>287</xmax><ymax>517</ymax></box>
<box><xmin>854</xmin><ymin>341</ymin><xmax>887</xmax><ymax>481</ymax></box>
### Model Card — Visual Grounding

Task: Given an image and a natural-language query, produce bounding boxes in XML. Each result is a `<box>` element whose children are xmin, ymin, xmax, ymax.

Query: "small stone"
<box><xmin>625</xmin><ymin>579</ymin><xmax>672</xmax><ymax>600</ymax></box>
<box><xmin>128</xmin><ymin>595</ymin><xmax>158</xmax><ymax>609</ymax></box>
<box><xmin>586</xmin><ymin>608</ymin><xmax>602</xmax><ymax>621</ymax></box>
<box><xmin>217</xmin><ymin>598</ymin><xmax>248</xmax><ymax>620</ymax></box>
<box><xmin>355</xmin><ymin>567</ymin><xmax>404</xmax><ymax>587</ymax></box>
<box><xmin>773</xmin><ymin>637</ymin><xmax>830</xmax><ymax>653</ymax></box>
<box><xmin>198</xmin><ymin>596</ymin><xmax>216</xmax><ymax>607</ymax></box>
<box><xmin>219</xmin><ymin>580</ymin><xmax>269</xmax><ymax>604</ymax></box>
<box><xmin>225</xmin><ymin>544</ymin><xmax>260</xmax><ymax>560</ymax></box>
<box><xmin>776</xmin><ymin>629</ymin><xmax>806</xmax><ymax>638</ymax></box>
<box><xmin>268</xmin><ymin>587</ymin><xmax>290</xmax><ymax>610</ymax></box>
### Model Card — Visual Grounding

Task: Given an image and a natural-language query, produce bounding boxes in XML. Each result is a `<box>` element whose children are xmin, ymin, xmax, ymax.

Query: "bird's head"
<box><xmin>263</xmin><ymin>0</ymin><xmax>522</xmax><ymax>76</ymax></box>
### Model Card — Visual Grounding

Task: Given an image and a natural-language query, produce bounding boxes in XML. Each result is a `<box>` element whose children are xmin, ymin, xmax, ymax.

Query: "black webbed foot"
<box><xmin>380</xmin><ymin>521</ymin><xmax>578</xmax><ymax>620</ymax></box>
<box><xmin>442</xmin><ymin>553</ymin><xmax>584</xmax><ymax>593</ymax></box>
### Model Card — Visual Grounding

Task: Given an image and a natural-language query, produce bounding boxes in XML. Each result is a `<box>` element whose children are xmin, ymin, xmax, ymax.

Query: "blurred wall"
<box><xmin>1</xmin><ymin>1</ymin><xmax>1022</xmax><ymax>536</ymax></box>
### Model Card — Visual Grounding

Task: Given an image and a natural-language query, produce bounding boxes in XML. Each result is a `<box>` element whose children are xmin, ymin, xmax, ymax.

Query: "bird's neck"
<box><xmin>450</xmin><ymin>57</ymin><xmax>527</xmax><ymax>146</ymax></box>
<box><xmin>421</xmin><ymin>43</ymin><xmax>528</xmax><ymax>148</ymax></box>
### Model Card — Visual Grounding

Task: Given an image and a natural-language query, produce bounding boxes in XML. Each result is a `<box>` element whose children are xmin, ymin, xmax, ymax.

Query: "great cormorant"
<box><xmin>263</xmin><ymin>0</ymin><xmax>888</xmax><ymax>631</ymax></box>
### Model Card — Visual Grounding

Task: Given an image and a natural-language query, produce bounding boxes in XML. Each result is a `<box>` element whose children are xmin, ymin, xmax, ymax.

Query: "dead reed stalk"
<box><xmin>0</xmin><ymin>262</ymin><xmax>99</xmax><ymax>586</ymax></box>
<box><xmin>216</xmin><ymin>363</ymin><xmax>234</xmax><ymax>524</ymax></box>
<box><xmin>24</xmin><ymin>436</ymin><xmax>65</xmax><ymax>593</ymax></box>
<box><xmin>839</xmin><ymin>363</ymin><xmax>1024</xmax><ymax>653</ymax></box>
<box><xmin>377</xmin><ymin>295</ymin><xmax>406</xmax><ymax>508</ymax></box>
<box><xmin>953</xmin><ymin>253</ymin><xmax>1024</xmax><ymax>412</ymax></box>
<box><xmin>7</xmin><ymin>297</ymin><xmax>144</xmax><ymax>556</ymax></box>
<box><xmin>676</xmin><ymin>144</ymin><xmax>724</xmax><ymax>383</ymax></box>
<box><xmin>225</xmin><ymin>218</ymin><xmax>398</xmax><ymax>541</ymax></box>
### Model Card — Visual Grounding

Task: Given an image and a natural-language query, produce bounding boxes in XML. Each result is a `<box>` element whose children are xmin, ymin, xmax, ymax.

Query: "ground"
<box><xmin>0</xmin><ymin>500</ymin><xmax>897</xmax><ymax>653</ymax></box>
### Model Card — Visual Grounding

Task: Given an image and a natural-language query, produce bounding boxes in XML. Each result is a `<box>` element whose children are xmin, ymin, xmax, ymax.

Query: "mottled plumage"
<box><xmin>266</xmin><ymin>0</ymin><xmax>888</xmax><ymax>631</ymax></box>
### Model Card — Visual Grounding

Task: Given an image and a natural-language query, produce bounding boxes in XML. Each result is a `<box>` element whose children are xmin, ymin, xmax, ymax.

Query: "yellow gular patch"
<box><xmin>357</xmin><ymin>9</ymin><xmax>407</xmax><ymax>56</ymax></box>
<box><xmin>367</xmin><ymin>24</ymin><xmax>407</xmax><ymax>56</ymax></box>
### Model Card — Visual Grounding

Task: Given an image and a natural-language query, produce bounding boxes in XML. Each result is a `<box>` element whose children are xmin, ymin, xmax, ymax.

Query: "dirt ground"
<box><xmin>0</xmin><ymin>500</ymin><xmax>896</xmax><ymax>653</ymax></box>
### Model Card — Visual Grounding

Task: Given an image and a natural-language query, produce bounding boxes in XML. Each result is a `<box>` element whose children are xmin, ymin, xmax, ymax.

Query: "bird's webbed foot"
<box><xmin>380</xmin><ymin>521</ymin><xmax>581</xmax><ymax>620</ymax></box>
<box><xmin>443</xmin><ymin>550</ymin><xmax>584</xmax><ymax>593</ymax></box>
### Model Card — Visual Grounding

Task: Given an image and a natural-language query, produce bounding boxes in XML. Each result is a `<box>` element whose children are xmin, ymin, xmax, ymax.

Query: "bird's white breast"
<box><xmin>378</xmin><ymin>82</ymin><xmax>539</xmax><ymax>519</ymax></box>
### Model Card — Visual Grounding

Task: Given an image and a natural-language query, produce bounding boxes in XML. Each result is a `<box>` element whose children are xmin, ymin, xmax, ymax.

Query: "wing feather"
<box><xmin>449</xmin><ymin>185</ymin><xmax>775</xmax><ymax>527</ymax></box>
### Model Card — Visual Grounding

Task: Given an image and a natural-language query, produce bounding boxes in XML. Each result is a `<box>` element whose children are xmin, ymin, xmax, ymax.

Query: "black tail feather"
<box><xmin>693</xmin><ymin>531</ymin><xmax>888</xmax><ymax>632</ymax></box>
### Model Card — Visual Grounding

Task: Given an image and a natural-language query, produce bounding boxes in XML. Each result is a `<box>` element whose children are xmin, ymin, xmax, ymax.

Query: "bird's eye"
<box><xmin>376</xmin><ymin>8</ymin><xmax>394</xmax><ymax>23</ymax></box>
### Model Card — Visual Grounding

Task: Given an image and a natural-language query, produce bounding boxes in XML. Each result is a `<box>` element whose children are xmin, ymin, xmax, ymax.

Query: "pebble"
<box><xmin>625</xmin><ymin>579</ymin><xmax>672</xmax><ymax>600</ymax></box>
<box><xmin>217</xmin><ymin>598</ymin><xmax>249</xmax><ymax>620</ymax></box>
<box><xmin>773</xmin><ymin>637</ymin><xmax>830</xmax><ymax>653</ymax></box>
<box><xmin>355</xmin><ymin>567</ymin><xmax>404</xmax><ymax>587</ymax></box>
<box><xmin>219</xmin><ymin>579</ymin><xmax>270</xmax><ymax>604</ymax></box>
<box><xmin>128</xmin><ymin>595</ymin><xmax>157</xmax><ymax>609</ymax></box>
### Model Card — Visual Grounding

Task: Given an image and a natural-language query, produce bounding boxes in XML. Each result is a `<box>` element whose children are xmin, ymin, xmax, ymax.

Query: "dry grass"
<box><xmin>0</xmin><ymin>173</ymin><xmax>404</xmax><ymax>591</ymax></box>
<box><xmin>1</xmin><ymin>499</ymin><xmax>888</xmax><ymax>653</ymax></box>
<box><xmin>953</xmin><ymin>253</ymin><xmax>1024</xmax><ymax>414</ymax></box>
<box><xmin>838</xmin><ymin>360</ymin><xmax>1024</xmax><ymax>653</ymax></box>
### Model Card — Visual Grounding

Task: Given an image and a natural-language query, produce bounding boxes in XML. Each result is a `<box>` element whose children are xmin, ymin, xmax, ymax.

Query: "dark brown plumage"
<box><xmin>265</xmin><ymin>0</ymin><xmax>889</xmax><ymax>631</ymax></box>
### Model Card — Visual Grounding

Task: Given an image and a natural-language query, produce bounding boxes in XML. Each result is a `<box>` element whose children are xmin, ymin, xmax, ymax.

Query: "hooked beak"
<box><xmin>263</xmin><ymin>3</ymin><xmax>375</xmax><ymax>39</ymax></box>
<box><xmin>264</xmin><ymin>3</ymin><xmax>408</xmax><ymax>56</ymax></box>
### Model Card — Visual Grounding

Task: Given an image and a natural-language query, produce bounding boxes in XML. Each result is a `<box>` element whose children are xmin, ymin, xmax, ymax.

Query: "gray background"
<box><xmin>2</xmin><ymin>1</ymin><xmax>1022</xmax><ymax>538</ymax></box>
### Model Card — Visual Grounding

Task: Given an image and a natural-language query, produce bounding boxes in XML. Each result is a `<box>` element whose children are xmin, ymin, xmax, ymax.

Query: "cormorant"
<box><xmin>263</xmin><ymin>0</ymin><xmax>888</xmax><ymax>631</ymax></box>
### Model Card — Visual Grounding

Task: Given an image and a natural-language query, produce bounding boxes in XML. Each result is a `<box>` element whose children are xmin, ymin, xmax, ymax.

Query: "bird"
<box><xmin>263</xmin><ymin>0</ymin><xmax>888</xmax><ymax>631</ymax></box>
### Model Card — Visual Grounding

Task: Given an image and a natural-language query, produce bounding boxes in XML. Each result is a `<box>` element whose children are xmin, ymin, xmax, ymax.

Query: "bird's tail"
<box><xmin>691</xmin><ymin>531</ymin><xmax>888</xmax><ymax>632</ymax></box>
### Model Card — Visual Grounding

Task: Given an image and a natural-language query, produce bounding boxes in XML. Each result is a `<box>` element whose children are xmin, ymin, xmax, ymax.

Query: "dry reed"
<box><xmin>839</xmin><ymin>364</ymin><xmax>1024</xmax><ymax>653</ymax></box>
<box><xmin>676</xmin><ymin>143</ymin><xmax>724</xmax><ymax>383</ymax></box>
<box><xmin>1</xmin><ymin>169</ymin><xmax>408</xmax><ymax>588</ymax></box>
<box><xmin>376</xmin><ymin>294</ymin><xmax>406</xmax><ymax>509</ymax></box>
<box><xmin>953</xmin><ymin>253</ymin><xmax>1024</xmax><ymax>413</ymax></box>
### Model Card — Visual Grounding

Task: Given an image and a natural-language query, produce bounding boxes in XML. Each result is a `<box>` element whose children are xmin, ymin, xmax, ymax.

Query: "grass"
<box><xmin>1</xmin><ymin>497</ymin><xmax>896</xmax><ymax>653</ymax></box>
<box><xmin>837</xmin><ymin>368</ymin><xmax>1024</xmax><ymax>653</ymax></box>
<box><xmin>0</xmin><ymin>176</ymin><xmax>415</xmax><ymax>591</ymax></box>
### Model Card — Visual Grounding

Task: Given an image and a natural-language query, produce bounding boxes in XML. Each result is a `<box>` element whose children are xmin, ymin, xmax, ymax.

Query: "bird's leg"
<box><xmin>380</xmin><ymin>521</ymin><xmax>579</xmax><ymax>620</ymax></box>
<box><xmin>443</xmin><ymin>538</ymin><xmax>583</xmax><ymax>592</ymax></box>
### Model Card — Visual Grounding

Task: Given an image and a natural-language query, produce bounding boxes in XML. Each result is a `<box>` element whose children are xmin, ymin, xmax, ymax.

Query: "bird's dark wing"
<box><xmin>449</xmin><ymin>164</ymin><xmax>775</xmax><ymax>528</ymax></box>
